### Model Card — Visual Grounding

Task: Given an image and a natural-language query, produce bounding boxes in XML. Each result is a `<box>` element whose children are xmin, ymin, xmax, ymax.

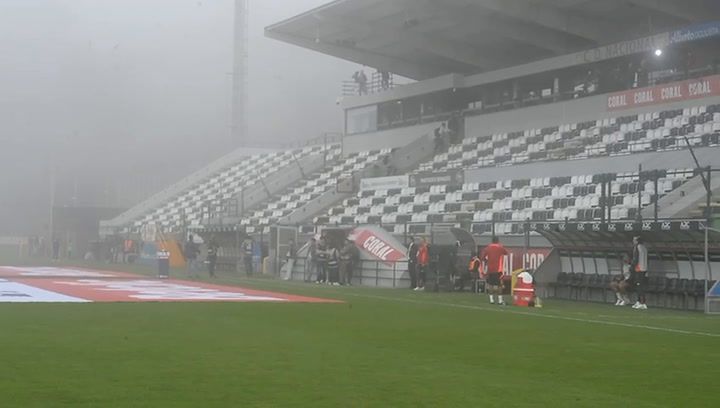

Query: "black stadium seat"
<box><xmin>551</xmin><ymin>272</ymin><xmax>569</xmax><ymax>297</ymax></box>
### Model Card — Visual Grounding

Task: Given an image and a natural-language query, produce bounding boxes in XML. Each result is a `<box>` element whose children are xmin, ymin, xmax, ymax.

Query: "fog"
<box><xmin>0</xmin><ymin>0</ymin><xmax>356</xmax><ymax>235</ymax></box>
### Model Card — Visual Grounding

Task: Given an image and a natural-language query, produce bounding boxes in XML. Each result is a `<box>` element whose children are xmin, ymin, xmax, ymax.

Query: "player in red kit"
<box><xmin>480</xmin><ymin>236</ymin><xmax>509</xmax><ymax>305</ymax></box>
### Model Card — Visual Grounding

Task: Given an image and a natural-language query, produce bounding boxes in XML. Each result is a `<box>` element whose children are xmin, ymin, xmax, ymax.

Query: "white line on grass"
<box><xmin>238</xmin><ymin>279</ymin><xmax>720</xmax><ymax>339</ymax></box>
<box><xmin>342</xmin><ymin>292</ymin><xmax>720</xmax><ymax>338</ymax></box>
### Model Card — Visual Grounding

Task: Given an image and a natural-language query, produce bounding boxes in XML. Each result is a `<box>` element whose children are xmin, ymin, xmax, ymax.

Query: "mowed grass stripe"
<box><xmin>0</xmin><ymin>262</ymin><xmax>717</xmax><ymax>407</ymax></box>
<box><xmin>218</xmin><ymin>277</ymin><xmax>720</xmax><ymax>337</ymax></box>
<box><xmin>0</xmin><ymin>298</ymin><xmax>715</xmax><ymax>407</ymax></box>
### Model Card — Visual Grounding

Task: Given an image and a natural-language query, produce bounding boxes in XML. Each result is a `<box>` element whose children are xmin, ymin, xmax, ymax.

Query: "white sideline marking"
<box><xmin>240</xmin><ymin>279</ymin><xmax>720</xmax><ymax>338</ymax></box>
<box><xmin>344</xmin><ymin>293</ymin><xmax>720</xmax><ymax>338</ymax></box>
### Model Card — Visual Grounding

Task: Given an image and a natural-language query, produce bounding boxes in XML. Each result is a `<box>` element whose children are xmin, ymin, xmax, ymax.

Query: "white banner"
<box><xmin>360</xmin><ymin>175</ymin><xmax>409</xmax><ymax>191</ymax></box>
<box><xmin>0</xmin><ymin>280</ymin><xmax>88</xmax><ymax>303</ymax></box>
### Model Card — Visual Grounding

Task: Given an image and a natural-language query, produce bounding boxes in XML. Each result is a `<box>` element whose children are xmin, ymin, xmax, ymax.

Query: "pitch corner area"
<box><xmin>0</xmin><ymin>266</ymin><xmax>339</xmax><ymax>304</ymax></box>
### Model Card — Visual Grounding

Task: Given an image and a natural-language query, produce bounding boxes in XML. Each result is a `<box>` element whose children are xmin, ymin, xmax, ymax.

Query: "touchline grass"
<box><xmin>0</xmin><ymin>262</ymin><xmax>717</xmax><ymax>407</ymax></box>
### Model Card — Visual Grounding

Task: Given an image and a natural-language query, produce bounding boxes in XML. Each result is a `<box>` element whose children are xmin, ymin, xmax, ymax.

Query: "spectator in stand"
<box><xmin>184</xmin><ymin>235</ymin><xmax>200</xmax><ymax>277</ymax></box>
<box><xmin>630</xmin><ymin>236</ymin><xmax>649</xmax><ymax>310</ymax></box>
<box><xmin>407</xmin><ymin>237</ymin><xmax>418</xmax><ymax>289</ymax></box>
<box><xmin>360</xmin><ymin>70</ymin><xmax>368</xmax><ymax>95</ymax></box>
<box><xmin>380</xmin><ymin>70</ymin><xmax>390</xmax><ymax>90</ymax></box>
<box><xmin>243</xmin><ymin>238</ymin><xmax>253</xmax><ymax>276</ymax></box>
<box><xmin>356</xmin><ymin>70</ymin><xmax>368</xmax><ymax>95</ymax></box>
<box><xmin>434</xmin><ymin>126</ymin><xmax>444</xmax><ymax>154</ymax></box>
<box><xmin>414</xmin><ymin>238</ymin><xmax>429</xmax><ymax>291</ymax></box>
<box><xmin>583</xmin><ymin>70</ymin><xmax>597</xmax><ymax>96</ymax></box>
<box><xmin>442</xmin><ymin>122</ymin><xmax>458</xmax><ymax>145</ymax></box>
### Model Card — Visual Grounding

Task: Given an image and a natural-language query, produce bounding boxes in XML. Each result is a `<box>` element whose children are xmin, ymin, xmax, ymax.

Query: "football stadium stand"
<box><xmin>100</xmin><ymin>145</ymin><xmax>335</xmax><ymax>234</ymax></box>
<box><xmin>238</xmin><ymin>147</ymin><xmax>394</xmax><ymax>234</ymax></box>
<box><xmin>97</xmin><ymin>2</ymin><xmax>720</xmax><ymax>311</ymax></box>
<box><xmin>320</xmin><ymin>168</ymin><xmax>697</xmax><ymax>236</ymax></box>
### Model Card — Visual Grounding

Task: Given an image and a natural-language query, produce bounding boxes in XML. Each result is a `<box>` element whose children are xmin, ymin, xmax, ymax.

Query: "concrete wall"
<box><xmin>465</xmin><ymin>94</ymin><xmax>720</xmax><ymax>139</ymax></box>
<box><xmin>343</xmin><ymin>121</ymin><xmax>442</xmax><ymax>153</ymax></box>
<box><xmin>341</xmin><ymin>74</ymin><xmax>463</xmax><ymax>110</ymax></box>
<box><xmin>644</xmin><ymin>174</ymin><xmax>720</xmax><ymax>219</ymax></box>
<box><xmin>465</xmin><ymin>146</ymin><xmax>720</xmax><ymax>184</ymax></box>
<box><xmin>390</xmin><ymin>134</ymin><xmax>435</xmax><ymax>174</ymax></box>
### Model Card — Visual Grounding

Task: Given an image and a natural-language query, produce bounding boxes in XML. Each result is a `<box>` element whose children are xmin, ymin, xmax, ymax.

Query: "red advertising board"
<box><xmin>0</xmin><ymin>266</ymin><xmax>137</xmax><ymax>279</ymax></box>
<box><xmin>607</xmin><ymin>74</ymin><xmax>720</xmax><ymax>111</ymax></box>
<box><xmin>486</xmin><ymin>247</ymin><xmax>553</xmax><ymax>276</ymax></box>
<box><xmin>353</xmin><ymin>229</ymin><xmax>406</xmax><ymax>264</ymax></box>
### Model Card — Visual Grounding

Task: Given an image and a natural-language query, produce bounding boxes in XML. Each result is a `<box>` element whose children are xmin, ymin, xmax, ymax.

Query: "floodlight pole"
<box><xmin>704</xmin><ymin>168</ymin><xmax>711</xmax><ymax>314</ymax></box>
<box><xmin>231</xmin><ymin>0</ymin><xmax>249</xmax><ymax>146</ymax></box>
<box><xmin>682</xmin><ymin>136</ymin><xmax>712</xmax><ymax>314</ymax></box>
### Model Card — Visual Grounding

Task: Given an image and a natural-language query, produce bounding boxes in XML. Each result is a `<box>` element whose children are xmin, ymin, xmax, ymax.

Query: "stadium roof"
<box><xmin>266</xmin><ymin>0</ymin><xmax>720</xmax><ymax>80</ymax></box>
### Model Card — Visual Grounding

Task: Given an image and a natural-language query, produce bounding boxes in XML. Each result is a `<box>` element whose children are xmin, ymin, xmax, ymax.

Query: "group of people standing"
<box><xmin>182</xmin><ymin>234</ymin><xmax>218</xmax><ymax>278</ymax></box>
<box><xmin>467</xmin><ymin>237</ymin><xmax>510</xmax><ymax>305</ymax></box>
<box><xmin>306</xmin><ymin>237</ymin><xmax>358</xmax><ymax>286</ymax></box>
<box><xmin>610</xmin><ymin>236</ymin><xmax>649</xmax><ymax>310</ymax></box>
<box><xmin>351</xmin><ymin>69</ymin><xmax>391</xmax><ymax>96</ymax></box>
<box><xmin>406</xmin><ymin>237</ymin><xmax>430</xmax><ymax>291</ymax></box>
<box><xmin>406</xmin><ymin>235</ymin><xmax>511</xmax><ymax>306</ymax></box>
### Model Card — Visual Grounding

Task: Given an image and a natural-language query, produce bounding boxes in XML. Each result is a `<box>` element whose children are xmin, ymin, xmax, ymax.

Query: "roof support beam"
<box><xmin>428</xmin><ymin>1</ymin><xmax>581</xmax><ymax>55</ymax></box>
<box><xmin>449</xmin><ymin>0</ymin><xmax>613</xmax><ymax>42</ymax></box>
<box><xmin>315</xmin><ymin>12</ymin><xmax>505</xmax><ymax>72</ymax></box>
<box><xmin>265</xmin><ymin>29</ymin><xmax>442</xmax><ymax>80</ymax></box>
<box><xmin>625</xmin><ymin>0</ymin><xmax>707</xmax><ymax>22</ymax></box>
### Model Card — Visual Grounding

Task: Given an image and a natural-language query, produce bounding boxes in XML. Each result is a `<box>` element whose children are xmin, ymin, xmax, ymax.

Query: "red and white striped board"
<box><xmin>0</xmin><ymin>267</ymin><xmax>339</xmax><ymax>304</ymax></box>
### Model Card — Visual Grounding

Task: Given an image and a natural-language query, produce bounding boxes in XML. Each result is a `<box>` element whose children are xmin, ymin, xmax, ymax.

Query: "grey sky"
<box><xmin>0</xmin><ymin>0</ymin><xmax>357</xmax><ymax>234</ymax></box>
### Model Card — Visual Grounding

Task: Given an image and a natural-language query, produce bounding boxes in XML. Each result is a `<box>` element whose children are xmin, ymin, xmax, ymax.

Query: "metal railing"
<box><xmin>287</xmin><ymin>257</ymin><xmax>409</xmax><ymax>288</ymax></box>
<box><xmin>342</xmin><ymin>72</ymin><xmax>395</xmax><ymax>97</ymax></box>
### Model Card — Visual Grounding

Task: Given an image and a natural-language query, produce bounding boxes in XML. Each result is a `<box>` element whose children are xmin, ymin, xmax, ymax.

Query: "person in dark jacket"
<box><xmin>339</xmin><ymin>240</ymin><xmax>357</xmax><ymax>286</ymax></box>
<box><xmin>242</xmin><ymin>238</ymin><xmax>254</xmax><ymax>276</ymax></box>
<box><xmin>315</xmin><ymin>237</ymin><xmax>328</xmax><ymax>284</ymax></box>
<box><xmin>206</xmin><ymin>237</ymin><xmax>219</xmax><ymax>278</ymax></box>
<box><xmin>327</xmin><ymin>243</ymin><xmax>340</xmax><ymax>286</ymax></box>
<box><xmin>307</xmin><ymin>238</ymin><xmax>317</xmax><ymax>282</ymax></box>
<box><xmin>184</xmin><ymin>235</ymin><xmax>200</xmax><ymax>277</ymax></box>
<box><xmin>407</xmin><ymin>237</ymin><xmax>418</xmax><ymax>289</ymax></box>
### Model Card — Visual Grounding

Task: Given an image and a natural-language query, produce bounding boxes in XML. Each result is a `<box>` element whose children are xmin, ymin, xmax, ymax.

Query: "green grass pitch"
<box><xmin>0</xmin><ymin>261</ymin><xmax>717</xmax><ymax>407</ymax></box>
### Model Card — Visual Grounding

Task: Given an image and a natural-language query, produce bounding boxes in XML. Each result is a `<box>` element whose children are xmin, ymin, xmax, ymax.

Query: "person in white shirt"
<box><xmin>630</xmin><ymin>236</ymin><xmax>649</xmax><ymax>310</ymax></box>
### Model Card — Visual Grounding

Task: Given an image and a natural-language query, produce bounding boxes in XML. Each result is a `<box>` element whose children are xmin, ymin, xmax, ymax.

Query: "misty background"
<box><xmin>0</xmin><ymin>0</ymin><xmax>357</xmax><ymax>235</ymax></box>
